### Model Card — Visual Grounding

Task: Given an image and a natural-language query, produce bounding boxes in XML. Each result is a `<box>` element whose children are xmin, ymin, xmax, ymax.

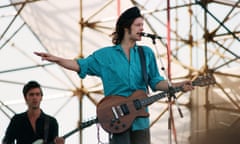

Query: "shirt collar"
<box><xmin>116</xmin><ymin>44</ymin><xmax>138</xmax><ymax>51</ymax></box>
<box><xmin>24</xmin><ymin>109</ymin><xmax>45</xmax><ymax>119</ymax></box>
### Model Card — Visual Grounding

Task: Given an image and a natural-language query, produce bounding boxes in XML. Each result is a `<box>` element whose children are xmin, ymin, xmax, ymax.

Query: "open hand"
<box><xmin>34</xmin><ymin>52</ymin><xmax>59</xmax><ymax>62</ymax></box>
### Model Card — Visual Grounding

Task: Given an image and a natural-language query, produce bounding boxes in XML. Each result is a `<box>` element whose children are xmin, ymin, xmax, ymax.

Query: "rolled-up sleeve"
<box><xmin>144</xmin><ymin>46</ymin><xmax>165</xmax><ymax>91</ymax></box>
<box><xmin>76</xmin><ymin>58</ymin><xmax>89</xmax><ymax>79</ymax></box>
<box><xmin>76</xmin><ymin>53</ymin><xmax>102</xmax><ymax>79</ymax></box>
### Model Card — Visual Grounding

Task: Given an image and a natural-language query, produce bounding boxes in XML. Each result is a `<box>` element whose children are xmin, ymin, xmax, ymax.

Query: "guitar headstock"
<box><xmin>192</xmin><ymin>73</ymin><xmax>216</xmax><ymax>87</ymax></box>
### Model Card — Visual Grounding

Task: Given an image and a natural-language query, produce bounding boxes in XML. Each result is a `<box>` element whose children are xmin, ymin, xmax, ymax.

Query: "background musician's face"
<box><xmin>24</xmin><ymin>88</ymin><xmax>42</xmax><ymax>110</ymax></box>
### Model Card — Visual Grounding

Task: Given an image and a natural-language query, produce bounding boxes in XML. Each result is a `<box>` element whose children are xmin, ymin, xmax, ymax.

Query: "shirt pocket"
<box><xmin>101</xmin><ymin>63</ymin><xmax>123</xmax><ymax>84</ymax></box>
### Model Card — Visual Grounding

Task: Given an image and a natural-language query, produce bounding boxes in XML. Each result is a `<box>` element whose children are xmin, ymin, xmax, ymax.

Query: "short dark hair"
<box><xmin>112</xmin><ymin>6</ymin><xmax>142</xmax><ymax>45</ymax></box>
<box><xmin>22</xmin><ymin>81</ymin><xmax>43</xmax><ymax>97</ymax></box>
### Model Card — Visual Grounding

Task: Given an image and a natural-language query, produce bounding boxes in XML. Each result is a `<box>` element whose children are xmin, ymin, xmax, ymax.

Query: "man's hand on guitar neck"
<box><xmin>177</xmin><ymin>81</ymin><xmax>194</xmax><ymax>92</ymax></box>
<box><xmin>54</xmin><ymin>137</ymin><xmax>65</xmax><ymax>144</ymax></box>
<box><xmin>155</xmin><ymin>80</ymin><xmax>194</xmax><ymax>92</ymax></box>
<box><xmin>33</xmin><ymin>137</ymin><xmax>64</xmax><ymax>144</ymax></box>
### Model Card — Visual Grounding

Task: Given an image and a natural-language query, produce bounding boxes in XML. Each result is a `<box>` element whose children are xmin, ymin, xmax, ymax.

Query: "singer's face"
<box><xmin>130</xmin><ymin>17</ymin><xmax>144</xmax><ymax>41</ymax></box>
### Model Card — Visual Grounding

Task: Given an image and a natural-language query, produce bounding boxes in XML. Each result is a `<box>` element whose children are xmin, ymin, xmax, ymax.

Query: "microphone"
<box><xmin>140</xmin><ymin>32</ymin><xmax>162</xmax><ymax>39</ymax></box>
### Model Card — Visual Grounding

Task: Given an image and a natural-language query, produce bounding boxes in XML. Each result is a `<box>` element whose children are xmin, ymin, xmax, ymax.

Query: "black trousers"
<box><xmin>109</xmin><ymin>128</ymin><xmax>150</xmax><ymax>144</ymax></box>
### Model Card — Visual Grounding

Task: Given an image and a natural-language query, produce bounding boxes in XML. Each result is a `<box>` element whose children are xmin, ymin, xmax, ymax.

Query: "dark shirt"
<box><xmin>2</xmin><ymin>110</ymin><xmax>59</xmax><ymax>144</ymax></box>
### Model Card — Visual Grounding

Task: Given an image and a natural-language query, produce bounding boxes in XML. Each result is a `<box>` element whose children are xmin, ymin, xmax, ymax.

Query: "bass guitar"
<box><xmin>33</xmin><ymin>118</ymin><xmax>98</xmax><ymax>144</ymax></box>
<box><xmin>97</xmin><ymin>74</ymin><xmax>216</xmax><ymax>134</ymax></box>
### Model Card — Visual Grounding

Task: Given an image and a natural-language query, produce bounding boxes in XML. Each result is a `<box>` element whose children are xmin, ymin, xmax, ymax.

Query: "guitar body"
<box><xmin>97</xmin><ymin>90</ymin><xmax>149</xmax><ymax>134</ymax></box>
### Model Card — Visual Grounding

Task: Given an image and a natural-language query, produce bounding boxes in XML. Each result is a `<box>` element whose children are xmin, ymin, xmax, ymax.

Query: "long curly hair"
<box><xmin>111</xmin><ymin>7</ymin><xmax>142</xmax><ymax>45</ymax></box>
<box><xmin>111</xmin><ymin>18</ymin><xmax>136</xmax><ymax>45</ymax></box>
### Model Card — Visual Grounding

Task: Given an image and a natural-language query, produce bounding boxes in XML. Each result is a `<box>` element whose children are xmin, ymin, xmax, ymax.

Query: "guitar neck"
<box><xmin>139</xmin><ymin>74</ymin><xmax>216</xmax><ymax>107</ymax></box>
<box><xmin>35</xmin><ymin>118</ymin><xmax>98</xmax><ymax>144</ymax></box>
<box><xmin>140</xmin><ymin>91</ymin><xmax>168</xmax><ymax>107</ymax></box>
<box><xmin>63</xmin><ymin>118</ymin><xmax>98</xmax><ymax>139</ymax></box>
<box><xmin>62</xmin><ymin>127</ymin><xmax>80</xmax><ymax>139</ymax></box>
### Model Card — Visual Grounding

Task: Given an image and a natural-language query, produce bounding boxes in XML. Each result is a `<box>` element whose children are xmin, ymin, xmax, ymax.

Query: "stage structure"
<box><xmin>0</xmin><ymin>0</ymin><xmax>240</xmax><ymax>144</ymax></box>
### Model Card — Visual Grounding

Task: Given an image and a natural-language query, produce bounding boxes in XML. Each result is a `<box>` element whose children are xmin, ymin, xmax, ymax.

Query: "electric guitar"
<box><xmin>32</xmin><ymin>118</ymin><xmax>98</xmax><ymax>144</ymax></box>
<box><xmin>97</xmin><ymin>74</ymin><xmax>216</xmax><ymax>134</ymax></box>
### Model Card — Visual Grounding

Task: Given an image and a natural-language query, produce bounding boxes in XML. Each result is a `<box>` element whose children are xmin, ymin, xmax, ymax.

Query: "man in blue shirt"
<box><xmin>34</xmin><ymin>6</ymin><xmax>194</xmax><ymax>144</ymax></box>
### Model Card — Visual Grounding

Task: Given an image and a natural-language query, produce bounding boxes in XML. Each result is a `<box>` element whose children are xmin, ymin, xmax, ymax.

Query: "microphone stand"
<box><xmin>149</xmin><ymin>36</ymin><xmax>183</xmax><ymax>144</ymax></box>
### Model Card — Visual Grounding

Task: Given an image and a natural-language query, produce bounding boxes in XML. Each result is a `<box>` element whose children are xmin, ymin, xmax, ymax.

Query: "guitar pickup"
<box><xmin>133</xmin><ymin>99</ymin><xmax>142</xmax><ymax>110</ymax></box>
<box><xmin>112</xmin><ymin>106</ymin><xmax>119</xmax><ymax>119</ymax></box>
<box><xmin>117</xmin><ymin>105</ymin><xmax>124</xmax><ymax>116</ymax></box>
<box><xmin>120</xmin><ymin>104</ymin><xmax>129</xmax><ymax>115</ymax></box>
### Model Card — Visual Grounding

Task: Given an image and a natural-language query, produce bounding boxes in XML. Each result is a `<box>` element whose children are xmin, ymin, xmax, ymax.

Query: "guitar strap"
<box><xmin>43</xmin><ymin>116</ymin><xmax>50</xmax><ymax>144</ymax></box>
<box><xmin>138</xmin><ymin>46</ymin><xmax>149</xmax><ymax>94</ymax></box>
